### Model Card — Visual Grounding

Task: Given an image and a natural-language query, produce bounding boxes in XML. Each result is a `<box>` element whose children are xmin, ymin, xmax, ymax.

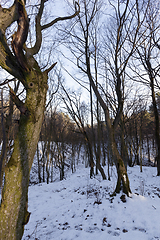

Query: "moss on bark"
<box><xmin>0</xmin><ymin>70</ymin><xmax>48</xmax><ymax>240</ymax></box>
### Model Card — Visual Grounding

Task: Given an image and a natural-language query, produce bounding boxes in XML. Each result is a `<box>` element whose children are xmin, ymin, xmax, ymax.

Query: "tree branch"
<box><xmin>0</xmin><ymin>2</ymin><xmax>17</xmax><ymax>31</ymax></box>
<box><xmin>26</xmin><ymin>0</ymin><xmax>46</xmax><ymax>56</ymax></box>
<box><xmin>0</xmin><ymin>78</ymin><xmax>16</xmax><ymax>86</ymax></box>
<box><xmin>44</xmin><ymin>62</ymin><xmax>57</xmax><ymax>74</ymax></box>
<box><xmin>11</xmin><ymin>0</ymin><xmax>29</xmax><ymax>71</ymax></box>
<box><xmin>9</xmin><ymin>85</ymin><xmax>28</xmax><ymax>115</ymax></box>
<box><xmin>0</xmin><ymin>29</ymin><xmax>25</xmax><ymax>80</ymax></box>
<box><xmin>41</xmin><ymin>1</ymin><xmax>80</xmax><ymax>30</ymax></box>
<box><xmin>0</xmin><ymin>2</ymin><xmax>26</xmax><ymax>80</ymax></box>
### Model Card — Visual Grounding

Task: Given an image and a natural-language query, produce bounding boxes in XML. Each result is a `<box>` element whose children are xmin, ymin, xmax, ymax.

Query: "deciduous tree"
<box><xmin>0</xmin><ymin>1</ymin><xmax>79</xmax><ymax>239</ymax></box>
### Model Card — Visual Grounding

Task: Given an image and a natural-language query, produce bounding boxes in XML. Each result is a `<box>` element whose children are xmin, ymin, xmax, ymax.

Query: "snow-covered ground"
<box><xmin>22</xmin><ymin>165</ymin><xmax>160</xmax><ymax>240</ymax></box>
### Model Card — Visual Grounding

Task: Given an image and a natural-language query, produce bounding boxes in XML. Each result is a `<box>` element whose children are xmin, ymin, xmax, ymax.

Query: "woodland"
<box><xmin>0</xmin><ymin>0</ymin><xmax>160</xmax><ymax>239</ymax></box>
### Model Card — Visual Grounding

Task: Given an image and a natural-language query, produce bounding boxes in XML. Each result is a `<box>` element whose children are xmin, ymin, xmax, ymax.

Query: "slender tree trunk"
<box><xmin>135</xmin><ymin>119</ymin><xmax>140</xmax><ymax>165</ymax></box>
<box><xmin>107</xmin><ymin>143</ymin><xmax>111</xmax><ymax>181</ymax></box>
<box><xmin>120</xmin><ymin>117</ymin><xmax>128</xmax><ymax>170</ymax></box>
<box><xmin>146</xmin><ymin>59</ymin><xmax>160</xmax><ymax>175</ymax></box>
<box><xmin>71</xmin><ymin>144</ymin><xmax>76</xmax><ymax>173</ymax></box>
<box><xmin>50</xmin><ymin>142</ymin><xmax>55</xmax><ymax>182</ymax></box>
<box><xmin>41</xmin><ymin>140</ymin><xmax>47</xmax><ymax>183</ymax></box>
<box><xmin>46</xmin><ymin>141</ymin><xmax>50</xmax><ymax>184</ymax></box>
<box><xmin>37</xmin><ymin>144</ymin><xmax>42</xmax><ymax>183</ymax></box>
<box><xmin>146</xmin><ymin>134</ymin><xmax>150</xmax><ymax>163</ymax></box>
<box><xmin>101</xmin><ymin>124</ymin><xmax>106</xmax><ymax>167</ymax></box>
<box><xmin>0</xmin><ymin>70</ymin><xmax>48</xmax><ymax>239</ymax></box>
<box><xmin>90</xmin><ymin>84</ymin><xmax>95</xmax><ymax>177</ymax></box>
<box><xmin>128</xmin><ymin>140</ymin><xmax>133</xmax><ymax>167</ymax></box>
<box><xmin>96</xmin><ymin>105</ymin><xmax>102</xmax><ymax>176</ymax></box>
<box><xmin>128</xmin><ymin>122</ymin><xmax>133</xmax><ymax>167</ymax></box>
<box><xmin>87</xmin><ymin>140</ymin><xmax>94</xmax><ymax>178</ymax></box>
<box><xmin>151</xmin><ymin>90</ymin><xmax>160</xmax><ymax>174</ymax></box>
<box><xmin>82</xmin><ymin>128</ymin><xmax>94</xmax><ymax>178</ymax></box>
<box><xmin>77</xmin><ymin>142</ymin><xmax>82</xmax><ymax>165</ymax></box>
<box><xmin>140</xmin><ymin>130</ymin><xmax>143</xmax><ymax>172</ymax></box>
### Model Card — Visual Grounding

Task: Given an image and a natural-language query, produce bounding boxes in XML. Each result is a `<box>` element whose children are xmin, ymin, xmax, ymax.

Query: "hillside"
<box><xmin>22</xmin><ymin>165</ymin><xmax>160</xmax><ymax>240</ymax></box>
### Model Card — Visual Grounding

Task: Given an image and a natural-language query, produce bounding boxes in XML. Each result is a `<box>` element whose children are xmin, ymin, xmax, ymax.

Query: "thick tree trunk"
<box><xmin>105</xmin><ymin>112</ymin><xmax>131</xmax><ymax>196</ymax></box>
<box><xmin>0</xmin><ymin>0</ymin><xmax>79</xmax><ymax>238</ymax></box>
<box><xmin>112</xmin><ymin>144</ymin><xmax>131</xmax><ymax>196</ymax></box>
<box><xmin>114</xmin><ymin>158</ymin><xmax>131</xmax><ymax>196</ymax></box>
<box><xmin>0</xmin><ymin>70</ymin><xmax>48</xmax><ymax>240</ymax></box>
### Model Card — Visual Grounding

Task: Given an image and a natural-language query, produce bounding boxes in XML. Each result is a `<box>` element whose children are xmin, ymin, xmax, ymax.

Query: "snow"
<box><xmin>22</xmin><ymin>165</ymin><xmax>160</xmax><ymax>240</ymax></box>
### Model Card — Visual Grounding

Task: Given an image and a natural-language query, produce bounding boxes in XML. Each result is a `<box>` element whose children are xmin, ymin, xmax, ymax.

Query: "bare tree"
<box><xmin>62</xmin><ymin>0</ymin><xmax>144</xmax><ymax>195</ymax></box>
<box><xmin>60</xmin><ymin>84</ymin><xmax>96</xmax><ymax>178</ymax></box>
<box><xmin>134</xmin><ymin>0</ymin><xmax>160</xmax><ymax>175</ymax></box>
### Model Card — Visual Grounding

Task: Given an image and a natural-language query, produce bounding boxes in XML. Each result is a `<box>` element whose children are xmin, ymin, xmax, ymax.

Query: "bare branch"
<box><xmin>11</xmin><ymin>0</ymin><xmax>29</xmax><ymax>71</ymax></box>
<box><xmin>0</xmin><ymin>2</ymin><xmax>27</xmax><ymax>80</ymax></box>
<box><xmin>8</xmin><ymin>85</ymin><xmax>28</xmax><ymax>115</ymax></box>
<box><xmin>44</xmin><ymin>62</ymin><xmax>57</xmax><ymax>74</ymax></box>
<box><xmin>26</xmin><ymin>0</ymin><xmax>46</xmax><ymax>56</ymax></box>
<box><xmin>41</xmin><ymin>1</ymin><xmax>80</xmax><ymax>30</ymax></box>
<box><xmin>0</xmin><ymin>78</ymin><xmax>16</xmax><ymax>86</ymax></box>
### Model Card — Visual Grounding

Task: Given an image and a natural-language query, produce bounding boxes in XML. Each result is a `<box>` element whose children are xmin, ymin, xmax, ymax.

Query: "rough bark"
<box><xmin>0</xmin><ymin>69</ymin><xmax>48</xmax><ymax>239</ymax></box>
<box><xmin>114</xmin><ymin>158</ymin><xmax>131</xmax><ymax>196</ymax></box>
<box><xmin>0</xmin><ymin>1</ymin><xmax>79</xmax><ymax>238</ymax></box>
<box><xmin>0</xmin><ymin>90</ymin><xmax>6</xmax><ymax>186</ymax></box>
<box><xmin>104</xmin><ymin>111</ymin><xmax>131</xmax><ymax>196</ymax></box>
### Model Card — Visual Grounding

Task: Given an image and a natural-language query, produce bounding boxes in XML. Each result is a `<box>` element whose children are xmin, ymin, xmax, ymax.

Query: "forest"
<box><xmin>0</xmin><ymin>0</ymin><xmax>160</xmax><ymax>239</ymax></box>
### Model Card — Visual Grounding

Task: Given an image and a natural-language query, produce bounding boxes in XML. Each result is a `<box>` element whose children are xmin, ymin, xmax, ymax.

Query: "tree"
<box><xmin>60</xmin><ymin>84</ymin><xmax>96</xmax><ymax>178</ymax></box>
<box><xmin>0</xmin><ymin>1</ymin><xmax>79</xmax><ymax>239</ymax></box>
<box><xmin>62</xmin><ymin>0</ymin><xmax>149</xmax><ymax>196</ymax></box>
<box><xmin>134</xmin><ymin>0</ymin><xmax>160</xmax><ymax>175</ymax></box>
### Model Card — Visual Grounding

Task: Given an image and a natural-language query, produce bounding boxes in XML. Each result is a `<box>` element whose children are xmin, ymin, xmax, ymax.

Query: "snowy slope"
<box><xmin>23</xmin><ymin>165</ymin><xmax>160</xmax><ymax>240</ymax></box>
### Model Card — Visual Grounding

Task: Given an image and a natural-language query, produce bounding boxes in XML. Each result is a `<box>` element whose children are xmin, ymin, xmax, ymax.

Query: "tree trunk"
<box><xmin>140</xmin><ymin>126</ymin><xmax>143</xmax><ymax>172</ymax></box>
<box><xmin>146</xmin><ymin>134</ymin><xmax>150</xmax><ymax>163</ymax></box>
<box><xmin>101</xmin><ymin>124</ymin><xmax>106</xmax><ymax>167</ymax></box>
<box><xmin>105</xmin><ymin>112</ymin><xmax>131</xmax><ymax>196</ymax></box>
<box><xmin>111</xmin><ymin>142</ymin><xmax>131</xmax><ymax>196</ymax></box>
<box><xmin>151</xmin><ymin>84</ymin><xmax>160</xmax><ymax>175</ymax></box>
<box><xmin>146</xmin><ymin>59</ymin><xmax>160</xmax><ymax>175</ymax></box>
<box><xmin>134</xmin><ymin>119</ymin><xmax>140</xmax><ymax>165</ymax></box>
<box><xmin>0</xmin><ymin>0</ymin><xmax>80</xmax><ymax>238</ymax></box>
<box><xmin>37</xmin><ymin>144</ymin><xmax>42</xmax><ymax>183</ymax></box>
<box><xmin>120</xmin><ymin>117</ymin><xmax>128</xmax><ymax>170</ymax></box>
<box><xmin>114</xmin><ymin>158</ymin><xmax>131</xmax><ymax>196</ymax></box>
<box><xmin>0</xmin><ymin>70</ymin><xmax>48</xmax><ymax>239</ymax></box>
